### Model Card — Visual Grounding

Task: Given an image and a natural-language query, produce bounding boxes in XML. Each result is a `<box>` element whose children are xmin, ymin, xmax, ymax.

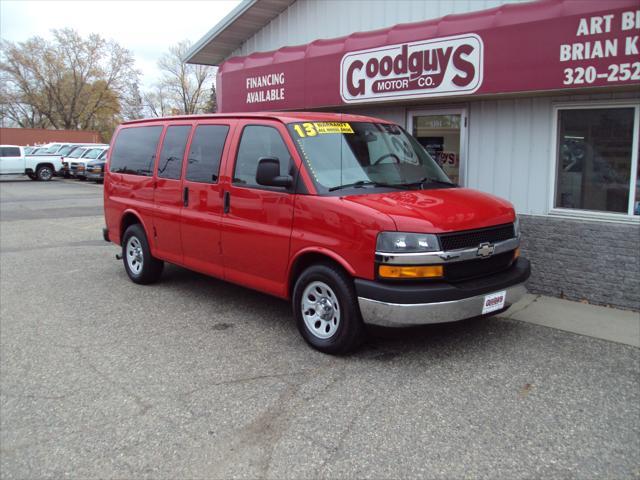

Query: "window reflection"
<box><xmin>555</xmin><ymin>108</ymin><xmax>634</xmax><ymax>214</ymax></box>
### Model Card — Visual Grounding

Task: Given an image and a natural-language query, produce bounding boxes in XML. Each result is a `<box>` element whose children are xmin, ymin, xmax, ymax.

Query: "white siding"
<box><xmin>233</xmin><ymin>0</ymin><xmax>527</xmax><ymax>57</ymax></box>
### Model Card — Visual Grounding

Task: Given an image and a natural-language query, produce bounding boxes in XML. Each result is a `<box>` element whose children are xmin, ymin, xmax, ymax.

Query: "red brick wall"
<box><xmin>0</xmin><ymin>128</ymin><xmax>101</xmax><ymax>145</ymax></box>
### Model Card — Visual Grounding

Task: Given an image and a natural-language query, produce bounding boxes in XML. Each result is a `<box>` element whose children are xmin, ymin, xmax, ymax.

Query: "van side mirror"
<box><xmin>256</xmin><ymin>157</ymin><xmax>293</xmax><ymax>188</ymax></box>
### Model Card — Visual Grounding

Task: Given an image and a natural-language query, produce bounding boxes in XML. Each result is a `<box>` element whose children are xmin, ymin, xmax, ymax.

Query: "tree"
<box><xmin>0</xmin><ymin>28</ymin><xmax>139</xmax><ymax>137</ymax></box>
<box><xmin>142</xmin><ymin>83</ymin><xmax>171</xmax><ymax>118</ymax></box>
<box><xmin>204</xmin><ymin>82</ymin><xmax>218</xmax><ymax>113</ymax></box>
<box><xmin>121</xmin><ymin>80</ymin><xmax>144</xmax><ymax>121</ymax></box>
<box><xmin>147</xmin><ymin>40</ymin><xmax>214</xmax><ymax>116</ymax></box>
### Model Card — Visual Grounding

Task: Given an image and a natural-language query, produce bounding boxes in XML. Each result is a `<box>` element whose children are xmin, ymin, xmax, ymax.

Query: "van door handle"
<box><xmin>183</xmin><ymin>187</ymin><xmax>189</xmax><ymax>207</ymax></box>
<box><xmin>223</xmin><ymin>191</ymin><xmax>230</xmax><ymax>214</ymax></box>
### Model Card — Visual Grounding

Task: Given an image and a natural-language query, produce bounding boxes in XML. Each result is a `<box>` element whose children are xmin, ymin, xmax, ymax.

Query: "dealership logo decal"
<box><xmin>340</xmin><ymin>34</ymin><xmax>483</xmax><ymax>103</ymax></box>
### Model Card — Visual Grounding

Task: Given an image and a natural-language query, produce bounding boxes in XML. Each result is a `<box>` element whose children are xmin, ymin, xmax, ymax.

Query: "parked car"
<box><xmin>103</xmin><ymin>113</ymin><xmax>531</xmax><ymax>354</ymax></box>
<box><xmin>61</xmin><ymin>146</ymin><xmax>89</xmax><ymax>177</ymax></box>
<box><xmin>0</xmin><ymin>144</ymin><xmax>59</xmax><ymax>180</ymax></box>
<box><xmin>59</xmin><ymin>144</ymin><xmax>106</xmax><ymax>177</ymax></box>
<box><xmin>70</xmin><ymin>145</ymin><xmax>108</xmax><ymax>179</ymax></box>
<box><xmin>0</xmin><ymin>145</ymin><xmax>27</xmax><ymax>177</ymax></box>
<box><xmin>85</xmin><ymin>149</ymin><xmax>109</xmax><ymax>183</ymax></box>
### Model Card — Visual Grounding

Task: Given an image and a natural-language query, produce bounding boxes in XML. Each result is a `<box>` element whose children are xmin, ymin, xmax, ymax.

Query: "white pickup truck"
<box><xmin>0</xmin><ymin>144</ymin><xmax>63</xmax><ymax>181</ymax></box>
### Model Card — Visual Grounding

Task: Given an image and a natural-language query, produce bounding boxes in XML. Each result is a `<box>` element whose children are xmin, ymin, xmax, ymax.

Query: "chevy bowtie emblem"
<box><xmin>477</xmin><ymin>242</ymin><xmax>495</xmax><ymax>258</ymax></box>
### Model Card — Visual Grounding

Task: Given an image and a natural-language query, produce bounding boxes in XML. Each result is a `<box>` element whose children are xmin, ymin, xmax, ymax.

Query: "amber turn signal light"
<box><xmin>514</xmin><ymin>247</ymin><xmax>521</xmax><ymax>259</ymax></box>
<box><xmin>378</xmin><ymin>265</ymin><xmax>444</xmax><ymax>279</ymax></box>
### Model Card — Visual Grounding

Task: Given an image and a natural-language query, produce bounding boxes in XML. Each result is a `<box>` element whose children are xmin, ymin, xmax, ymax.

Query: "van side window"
<box><xmin>185</xmin><ymin>125</ymin><xmax>229</xmax><ymax>183</ymax></box>
<box><xmin>158</xmin><ymin>125</ymin><xmax>191</xmax><ymax>180</ymax></box>
<box><xmin>110</xmin><ymin>126</ymin><xmax>163</xmax><ymax>176</ymax></box>
<box><xmin>233</xmin><ymin>126</ymin><xmax>291</xmax><ymax>187</ymax></box>
<box><xmin>1</xmin><ymin>147</ymin><xmax>21</xmax><ymax>157</ymax></box>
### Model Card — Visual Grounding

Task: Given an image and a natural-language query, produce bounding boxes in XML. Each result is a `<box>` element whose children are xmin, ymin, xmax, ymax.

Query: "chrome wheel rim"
<box><xmin>301</xmin><ymin>281</ymin><xmax>340</xmax><ymax>339</ymax></box>
<box><xmin>40</xmin><ymin>168</ymin><xmax>52</xmax><ymax>180</ymax></box>
<box><xmin>126</xmin><ymin>236</ymin><xmax>143</xmax><ymax>275</ymax></box>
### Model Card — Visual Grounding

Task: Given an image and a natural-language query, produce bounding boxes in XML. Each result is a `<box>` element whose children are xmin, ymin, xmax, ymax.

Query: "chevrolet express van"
<box><xmin>103</xmin><ymin>113</ymin><xmax>530</xmax><ymax>354</ymax></box>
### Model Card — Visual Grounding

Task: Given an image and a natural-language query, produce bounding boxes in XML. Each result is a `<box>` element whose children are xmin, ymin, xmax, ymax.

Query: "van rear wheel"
<box><xmin>292</xmin><ymin>263</ymin><xmax>364</xmax><ymax>354</ymax></box>
<box><xmin>121</xmin><ymin>224</ymin><xmax>163</xmax><ymax>284</ymax></box>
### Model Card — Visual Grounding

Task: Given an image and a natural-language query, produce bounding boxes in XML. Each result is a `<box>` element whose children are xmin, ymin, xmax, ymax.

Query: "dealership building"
<box><xmin>187</xmin><ymin>0</ymin><xmax>640</xmax><ymax>310</ymax></box>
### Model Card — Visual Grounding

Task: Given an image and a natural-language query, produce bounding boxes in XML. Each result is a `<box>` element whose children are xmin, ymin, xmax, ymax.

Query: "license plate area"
<box><xmin>482</xmin><ymin>290</ymin><xmax>506</xmax><ymax>314</ymax></box>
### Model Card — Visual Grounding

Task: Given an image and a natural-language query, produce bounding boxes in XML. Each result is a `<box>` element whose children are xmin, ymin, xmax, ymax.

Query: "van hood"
<box><xmin>343</xmin><ymin>188</ymin><xmax>515</xmax><ymax>233</ymax></box>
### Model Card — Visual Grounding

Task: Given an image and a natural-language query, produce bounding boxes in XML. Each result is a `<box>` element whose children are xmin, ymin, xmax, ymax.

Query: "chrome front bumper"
<box><xmin>358</xmin><ymin>283</ymin><xmax>526</xmax><ymax>327</ymax></box>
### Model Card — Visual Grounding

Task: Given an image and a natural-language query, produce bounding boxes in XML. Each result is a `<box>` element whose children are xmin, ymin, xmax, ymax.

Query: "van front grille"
<box><xmin>444</xmin><ymin>251</ymin><xmax>515</xmax><ymax>282</ymax></box>
<box><xmin>439</xmin><ymin>224</ymin><xmax>515</xmax><ymax>251</ymax></box>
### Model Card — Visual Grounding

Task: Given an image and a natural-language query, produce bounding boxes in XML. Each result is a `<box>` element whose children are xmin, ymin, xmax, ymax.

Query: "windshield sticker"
<box><xmin>293</xmin><ymin>122</ymin><xmax>354</xmax><ymax>137</ymax></box>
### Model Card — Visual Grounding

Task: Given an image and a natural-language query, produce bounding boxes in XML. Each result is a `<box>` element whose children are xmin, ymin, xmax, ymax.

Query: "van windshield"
<box><xmin>287</xmin><ymin>121</ymin><xmax>453</xmax><ymax>193</ymax></box>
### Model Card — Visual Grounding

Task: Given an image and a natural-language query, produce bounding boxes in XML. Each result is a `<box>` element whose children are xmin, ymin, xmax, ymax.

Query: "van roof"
<box><xmin>121</xmin><ymin>111</ymin><xmax>393</xmax><ymax>126</ymax></box>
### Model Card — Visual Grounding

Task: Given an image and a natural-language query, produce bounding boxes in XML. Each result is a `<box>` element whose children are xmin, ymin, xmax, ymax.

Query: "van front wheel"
<box><xmin>292</xmin><ymin>263</ymin><xmax>364</xmax><ymax>354</ymax></box>
<box><xmin>121</xmin><ymin>224</ymin><xmax>163</xmax><ymax>284</ymax></box>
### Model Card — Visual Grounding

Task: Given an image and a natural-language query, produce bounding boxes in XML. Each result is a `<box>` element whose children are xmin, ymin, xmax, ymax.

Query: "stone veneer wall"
<box><xmin>519</xmin><ymin>215</ymin><xmax>640</xmax><ymax>311</ymax></box>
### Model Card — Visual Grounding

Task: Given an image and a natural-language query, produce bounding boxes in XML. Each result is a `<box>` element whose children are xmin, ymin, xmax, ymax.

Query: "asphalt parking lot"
<box><xmin>1</xmin><ymin>178</ymin><xmax>639</xmax><ymax>479</ymax></box>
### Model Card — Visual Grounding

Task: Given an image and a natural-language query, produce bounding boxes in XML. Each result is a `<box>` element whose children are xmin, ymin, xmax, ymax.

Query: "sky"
<box><xmin>0</xmin><ymin>0</ymin><xmax>241</xmax><ymax>88</ymax></box>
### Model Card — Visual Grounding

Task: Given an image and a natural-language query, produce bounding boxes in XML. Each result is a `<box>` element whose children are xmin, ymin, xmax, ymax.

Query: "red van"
<box><xmin>103</xmin><ymin>113</ymin><xmax>530</xmax><ymax>354</ymax></box>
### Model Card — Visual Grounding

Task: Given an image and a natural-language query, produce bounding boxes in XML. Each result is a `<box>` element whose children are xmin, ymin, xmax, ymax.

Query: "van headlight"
<box><xmin>514</xmin><ymin>216</ymin><xmax>521</xmax><ymax>237</ymax></box>
<box><xmin>376</xmin><ymin>232</ymin><xmax>440</xmax><ymax>253</ymax></box>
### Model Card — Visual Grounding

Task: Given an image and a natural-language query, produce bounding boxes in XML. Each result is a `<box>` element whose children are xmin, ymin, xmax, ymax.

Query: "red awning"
<box><xmin>217</xmin><ymin>0</ymin><xmax>640</xmax><ymax>112</ymax></box>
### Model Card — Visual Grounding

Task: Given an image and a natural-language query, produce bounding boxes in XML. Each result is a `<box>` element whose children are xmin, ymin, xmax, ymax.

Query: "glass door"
<box><xmin>407</xmin><ymin>108</ymin><xmax>467</xmax><ymax>185</ymax></box>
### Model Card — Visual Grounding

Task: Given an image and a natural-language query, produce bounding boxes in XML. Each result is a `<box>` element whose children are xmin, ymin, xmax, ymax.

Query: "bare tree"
<box><xmin>142</xmin><ymin>83</ymin><xmax>172</xmax><ymax>118</ymax></box>
<box><xmin>0</xmin><ymin>28</ymin><xmax>139</xmax><ymax>137</ymax></box>
<box><xmin>155</xmin><ymin>40</ymin><xmax>214</xmax><ymax>115</ymax></box>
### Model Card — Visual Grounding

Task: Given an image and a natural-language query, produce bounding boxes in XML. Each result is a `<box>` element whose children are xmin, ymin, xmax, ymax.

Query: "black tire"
<box><xmin>121</xmin><ymin>224</ymin><xmax>164</xmax><ymax>285</ymax></box>
<box><xmin>27</xmin><ymin>173</ymin><xmax>37</xmax><ymax>181</ymax></box>
<box><xmin>292</xmin><ymin>262</ymin><xmax>364</xmax><ymax>354</ymax></box>
<box><xmin>36</xmin><ymin>165</ymin><xmax>53</xmax><ymax>181</ymax></box>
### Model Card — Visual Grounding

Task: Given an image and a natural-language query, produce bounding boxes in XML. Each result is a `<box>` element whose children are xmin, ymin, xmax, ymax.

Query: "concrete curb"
<box><xmin>501</xmin><ymin>294</ymin><xmax>640</xmax><ymax>348</ymax></box>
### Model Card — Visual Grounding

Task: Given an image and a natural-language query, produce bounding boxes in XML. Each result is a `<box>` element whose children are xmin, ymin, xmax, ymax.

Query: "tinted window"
<box><xmin>234</xmin><ymin>126</ymin><xmax>291</xmax><ymax>187</ymax></box>
<box><xmin>185</xmin><ymin>125</ymin><xmax>229</xmax><ymax>183</ymax></box>
<box><xmin>158</xmin><ymin>125</ymin><xmax>191</xmax><ymax>180</ymax></box>
<box><xmin>110</xmin><ymin>126</ymin><xmax>163</xmax><ymax>176</ymax></box>
<box><xmin>1</xmin><ymin>147</ymin><xmax>21</xmax><ymax>157</ymax></box>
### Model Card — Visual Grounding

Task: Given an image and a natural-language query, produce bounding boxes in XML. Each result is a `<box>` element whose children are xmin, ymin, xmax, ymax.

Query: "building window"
<box><xmin>554</xmin><ymin>106</ymin><xmax>639</xmax><ymax>217</ymax></box>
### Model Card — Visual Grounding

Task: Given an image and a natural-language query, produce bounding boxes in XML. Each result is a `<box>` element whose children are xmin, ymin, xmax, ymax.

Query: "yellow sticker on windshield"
<box><xmin>293</xmin><ymin>122</ymin><xmax>354</xmax><ymax>137</ymax></box>
<box><xmin>314</xmin><ymin>122</ymin><xmax>354</xmax><ymax>134</ymax></box>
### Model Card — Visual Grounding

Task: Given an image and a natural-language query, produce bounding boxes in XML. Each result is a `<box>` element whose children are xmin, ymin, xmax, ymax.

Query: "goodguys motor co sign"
<box><xmin>340</xmin><ymin>34</ymin><xmax>483</xmax><ymax>103</ymax></box>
